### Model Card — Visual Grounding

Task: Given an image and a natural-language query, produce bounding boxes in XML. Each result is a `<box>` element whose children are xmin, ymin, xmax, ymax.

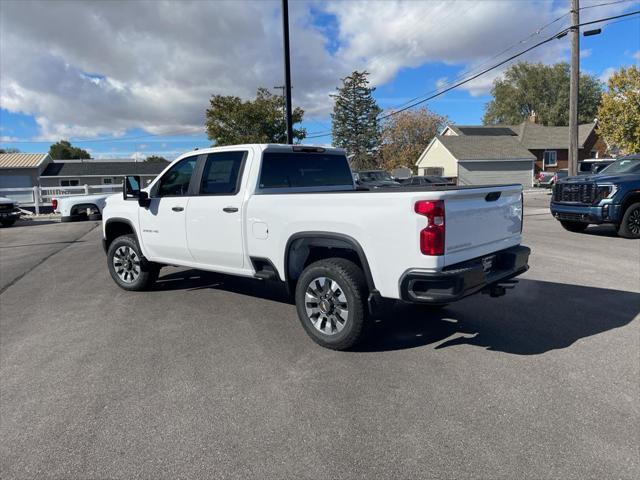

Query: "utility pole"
<box><xmin>274</xmin><ymin>85</ymin><xmax>286</xmax><ymax>138</ymax></box>
<box><xmin>281</xmin><ymin>0</ymin><xmax>294</xmax><ymax>144</ymax></box>
<box><xmin>568</xmin><ymin>0</ymin><xmax>580</xmax><ymax>176</ymax></box>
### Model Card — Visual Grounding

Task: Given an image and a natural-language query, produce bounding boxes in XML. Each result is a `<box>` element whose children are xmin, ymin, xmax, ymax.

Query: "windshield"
<box><xmin>359</xmin><ymin>171</ymin><xmax>392</xmax><ymax>182</ymax></box>
<box><xmin>599</xmin><ymin>158</ymin><xmax>640</xmax><ymax>175</ymax></box>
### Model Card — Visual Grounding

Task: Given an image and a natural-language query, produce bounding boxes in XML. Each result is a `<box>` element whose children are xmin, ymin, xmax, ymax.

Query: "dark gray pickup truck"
<box><xmin>550</xmin><ymin>155</ymin><xmax>640</xmax><ymax>238</ymax></box>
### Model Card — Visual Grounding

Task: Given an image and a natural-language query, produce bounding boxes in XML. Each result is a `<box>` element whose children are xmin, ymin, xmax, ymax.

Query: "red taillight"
<box><xmin>414</xmin><ymin>200</ymin><xmax>445</xmax><ymax>256</ymax></box>
<box><xmin>51</xmin><ymin>199</ymin><xmax>58</xmax><ymax>210</ymax></box>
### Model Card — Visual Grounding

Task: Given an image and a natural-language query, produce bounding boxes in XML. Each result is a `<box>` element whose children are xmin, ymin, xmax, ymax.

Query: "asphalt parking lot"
<box><xmin>1</xmin><ymin>192</ymin><xmax>639</xmax><ymax>479</ymax></box>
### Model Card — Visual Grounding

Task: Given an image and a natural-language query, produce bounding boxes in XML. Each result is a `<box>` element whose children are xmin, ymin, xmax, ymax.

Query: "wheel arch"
<box><xmin>104</xmin><ymin>217</ymin><xmax>139</xmax><ymax>251</ymax></box>
<box><xmin>69</xmin><ymin>203</ymin><xmax>100</xmax><ymax>215</ymax></box>
<box><xmin>284</xmin><ymin>232</ymin><xmax>376</xmax><ymax>294</ymax></box>
<box><xmin>620</xmin><ymin>190</ymin><xmax>640</xmax><ymax>215</ymax></box>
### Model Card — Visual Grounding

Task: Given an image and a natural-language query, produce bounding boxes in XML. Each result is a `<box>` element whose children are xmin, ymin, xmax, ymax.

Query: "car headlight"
<box><xmin>594</xmin><ymin>184</ymin><xmax>617</xmax><ymax>203</ymax></box>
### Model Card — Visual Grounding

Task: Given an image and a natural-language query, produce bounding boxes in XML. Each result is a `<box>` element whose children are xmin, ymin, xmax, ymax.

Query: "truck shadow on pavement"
<box><xmin>155</xmin><ymin>270</ymin><xmax>639</xmax><ymax>355</ymax></box>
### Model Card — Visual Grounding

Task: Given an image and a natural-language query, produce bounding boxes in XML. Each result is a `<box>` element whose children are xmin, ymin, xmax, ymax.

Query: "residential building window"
<box><xmin>60</xmin><ymin>179</ymin><xmax>79</xmax><ymax>187</ymax></box>
<box><xmin>543</xmin><ymin>151</ymin><xmax>557</xmax><ymax>167</ymax></box>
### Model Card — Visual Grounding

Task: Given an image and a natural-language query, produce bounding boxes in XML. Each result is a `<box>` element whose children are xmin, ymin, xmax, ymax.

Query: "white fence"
<box><xmin>0</xmin><ymin>184</ymin><xmax>122</xmax><ymax>214</ymax></box>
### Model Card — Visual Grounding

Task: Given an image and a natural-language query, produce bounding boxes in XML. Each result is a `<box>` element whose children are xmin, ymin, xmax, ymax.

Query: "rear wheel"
<box><xmin>107</xmin><ymin>234</ymin><xmax>159</xmax><ymax>291</ymax></box>
<box><xmin>295</xmin><ymin>258</ymin><xmax>368</xmax><ymax>350</ymax></box>
<box><xmin>618</xmin><ymin>202</ymin><xmax>640</xmax><ymax>239</ymax></box>
<box><xmin>560</xmin><ymin>221</ymin><xmax>588</xmax><ymax>233</ymax></box>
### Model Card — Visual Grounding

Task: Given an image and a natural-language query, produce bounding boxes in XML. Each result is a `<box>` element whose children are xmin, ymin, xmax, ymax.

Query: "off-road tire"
<box><xmin>618</xmin><ymin>202</ymin><xmax>640</xmax><ymax>239</ymax></box>
<box><xmin>0</xmin><ymin>218</ymin><xmax>16</xmax><ymax>227</ymax></box>
<box><xmin>88</xmin><ymin>213</ymin><xmax>102</xmax><ymax>221</ymax></box>
<box><xmin>295</xmin><ymin>258</ymin><xmax>368</xmax><ymax>350</ymax></box>
<box><xmin>107</xmin><ymin>234</ymin><xmax>159</xmax><ymax>291</ymax></box>
<box><xmin>560</xmin><ymin>221</ymin><xmax>589</xmax><ymax>233</ymax></box>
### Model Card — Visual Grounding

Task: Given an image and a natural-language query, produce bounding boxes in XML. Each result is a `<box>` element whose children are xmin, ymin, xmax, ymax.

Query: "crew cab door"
<box><xmin>185</xmin><ymin>150</ymin><xmax>247</xmax><ymax>269</ymax></box>
<box><xmin>139</xmin><ymin>155</ymin><xmax>200</xmax><ymax>263</ymax></box>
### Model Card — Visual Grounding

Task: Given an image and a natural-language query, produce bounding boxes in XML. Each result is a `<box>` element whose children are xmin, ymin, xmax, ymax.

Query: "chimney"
<box><xmin>528</xmin><ymin>110</ymin><xmax>538</xmax><ymax>124</ymax></box>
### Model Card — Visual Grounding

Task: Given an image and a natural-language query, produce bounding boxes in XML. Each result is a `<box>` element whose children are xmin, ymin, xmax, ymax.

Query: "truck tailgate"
<box><xmin>444</xmin><ymin>185</ymin><xmax>523</xmax><ymax>266</ymax></box>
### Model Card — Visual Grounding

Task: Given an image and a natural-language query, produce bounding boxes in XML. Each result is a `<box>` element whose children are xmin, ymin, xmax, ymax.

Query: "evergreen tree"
<box><xmin>331</xmin><ymin>71</ymin><xmax>381</xmax><ymax>170</ymax></box>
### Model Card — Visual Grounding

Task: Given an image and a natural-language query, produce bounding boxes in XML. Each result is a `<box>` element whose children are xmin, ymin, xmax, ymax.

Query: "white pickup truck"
<box><xmin>102</xmin><ymin>144</ymin><xmax>530</xmax><ymax>349</ymax></box>
<box><xmin>53</xmin><ymin>194</ymin><xmax>110</xmax><ymax>222</ymax></box>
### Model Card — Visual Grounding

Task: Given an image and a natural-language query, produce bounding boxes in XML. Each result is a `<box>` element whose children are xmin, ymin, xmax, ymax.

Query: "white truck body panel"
<box><xmin>103</xmin><ymin>144</ymin><xmax>525</xmax><ymax>300</ymax></box>
<box><xmin>54</xmin><ymin>193</ymin><xmax>112</xmax><ymax>217</ymax></box>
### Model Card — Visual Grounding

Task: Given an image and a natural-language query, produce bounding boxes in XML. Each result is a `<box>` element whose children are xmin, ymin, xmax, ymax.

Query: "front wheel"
<box><xmin>618</xmin><ymin>202</ymin><xmax>640</xmax><ymax>239</ymax></box>
<box><xmin>560</xmin><ymin>221</ymin><xmax>588</xmax><ymax>233</ymax></box>
<box><xmin>0</xmin><ymin>218</ymin><xmax>16</xmax><ymax>227</ymax></box>
<box><xmin>107</xmin><ymin>234</ymin><xmax>159</xmax><ymax>291</ymax></box>
<box><xmin>295</xmin><ymin>258</ymin><xmax>368</xmax><ymax>350</ymax></box>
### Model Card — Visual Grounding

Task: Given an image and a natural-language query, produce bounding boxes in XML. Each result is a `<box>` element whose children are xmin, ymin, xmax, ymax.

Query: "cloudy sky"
<box><xmin>1</xmin><ymin>0</ymin><xmax>638</xmax><ymax>159</ymax></box>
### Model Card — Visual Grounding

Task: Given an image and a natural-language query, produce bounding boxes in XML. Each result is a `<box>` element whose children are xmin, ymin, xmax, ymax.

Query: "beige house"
<box><xmin>416</xmin><ymin>131</ymin><xmax>537</xmax><ymax>188</ymax></box>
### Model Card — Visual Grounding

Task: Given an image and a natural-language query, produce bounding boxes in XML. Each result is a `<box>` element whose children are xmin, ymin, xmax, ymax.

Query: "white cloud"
<box><xmin>0</xmin><ymin>135</ymin><xmax>19</xmax><ymax>142</ymax></box>
<box><xmin>581</xmin><ymin>49</ymin><xmax>592</xmax><ymax>59</ymax></box>
<box><xmin>599</xmin><ymin>67</ymin><xmax>616</xmax><ymax>84</ymax></box>
<box><xmin>633</xmin><ymin>51</ymin><xmax>640</xmax><ymax>61</ymax></box>
<box><xmin>1</xmin><ymin>0</ymin><xmax>635</xmax><ymax>141</ymax></box>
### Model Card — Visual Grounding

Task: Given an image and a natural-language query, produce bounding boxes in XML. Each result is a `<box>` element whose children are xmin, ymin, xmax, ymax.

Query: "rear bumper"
<box><xmin>550</xmin><ymin>202</ymin><xmax>622</xmax><ymax>224</ymax></box>
<box><xmin>399</xmin><ymin>245</ymin><xmax>530</xmax><ymax>304</ymax></box>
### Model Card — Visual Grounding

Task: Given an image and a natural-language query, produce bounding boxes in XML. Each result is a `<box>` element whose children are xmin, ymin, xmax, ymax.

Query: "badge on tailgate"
<box><xmin>482</xmin><ymin>254</ymin><xmax>496</xmax><ymax>272</ymax></box>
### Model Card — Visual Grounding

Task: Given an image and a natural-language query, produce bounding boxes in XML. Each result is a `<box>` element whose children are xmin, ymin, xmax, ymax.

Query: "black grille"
<box><xmin>553</xmin><ymin>182</ymin><xmax>596</xmax><ymax>204</ymax></box>
<box><xmin>0</xmin><ymin>203</ymin><xmax>14</xmax><ymax>212</ymax></box>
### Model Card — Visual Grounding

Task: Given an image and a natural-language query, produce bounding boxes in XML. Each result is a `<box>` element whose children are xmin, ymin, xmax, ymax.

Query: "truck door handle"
<box><xmin>172</xmin><ymin>206</ymin><xmax>184</xmax><ymax>212</ymax></box>
<box><xmin>223</xmin><ymin>207</ymin><xmax>238</xmax><ymax>213</ymax></box>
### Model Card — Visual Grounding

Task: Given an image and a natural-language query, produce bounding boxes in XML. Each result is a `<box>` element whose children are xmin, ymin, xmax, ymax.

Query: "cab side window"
<box><xmin>157</xmin><ymin>156</ymin><xmax>197</xmax><ymax>197</ymax></box>
<box><xmin>200</xmin><ymin>151</ymin><xmax>246</xmax><ymax>195</ymax></box>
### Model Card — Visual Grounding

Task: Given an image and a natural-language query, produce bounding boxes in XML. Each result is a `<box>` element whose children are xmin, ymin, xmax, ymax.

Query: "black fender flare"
<box><xmin>284</xmin><ymin>231</ymin><xmax>376</xmax><ymax>292</ymax></box>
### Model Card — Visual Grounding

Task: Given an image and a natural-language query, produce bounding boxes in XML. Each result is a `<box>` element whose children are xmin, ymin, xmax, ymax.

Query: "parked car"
<box><xmin>53</xmin><ymin>193</ymin><xmax>112</xmax><ymax>222</ymax></box>
<box><xmin>550</xmin><ymin>154</ymin><xmax>640</xmax><ymax>238</ymax></box>
<box><xmin>102</xmin><ymin>144</ymin><xmax>530</xmax><ymax>350</ymax></box>
<box><xmin>578</xmin><ymin>159</ymin><xmax>615</xmax><ymax>175</ymax></box>
<box><xmin>536</xmin><ymin>169</ymin><xmax>568</xmax><ymax>188</ymax></box>
<box><xmin>401</xmin><ymin>176</ymin><xmax>453</xmax><ymax>187</ymax></box>
<box><xmin>0</xmin><ymin>196</ymin><xmax>21</xmax><ymax>227</ymax></box>
<box><xmin>354</xmin><ymin>170</ymin><xmax>401</xmax><ymax>188</ymax></box>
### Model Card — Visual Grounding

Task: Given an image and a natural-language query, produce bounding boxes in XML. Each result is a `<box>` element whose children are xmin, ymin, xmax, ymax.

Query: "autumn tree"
<box><xmin>206</xmin><ymin>88</ymin><xmax>306</xmax><ymax>145</ymax></box>
<box><xmin>379</xmin><ymin>108</ymin><xmax>449</xmax><ymax>172</ymax></box>
<box><xmin>483</xmin><ymin>62</ymin><xmax>602</xmax><ymax>126</ymax></box>
<box><xmin>331</xmin><ymin>71</ymin><xmax>382</xmax><ymax>170</ymax></box>
<box><xmin>597</xmin><ymin>65</ymin><xmax>640</xmax><ymax>154</ymax></box>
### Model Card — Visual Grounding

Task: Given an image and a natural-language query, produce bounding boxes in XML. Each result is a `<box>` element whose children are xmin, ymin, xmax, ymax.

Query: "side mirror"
<box><xmin>124</xmin><ymin>175</ymin><xmax>141</xmax><ymax>199</ymax></box>
<box><xmin>123</xmin><ymin>175</ymin><xmax>150</xmax><ymax>208</ymax></box>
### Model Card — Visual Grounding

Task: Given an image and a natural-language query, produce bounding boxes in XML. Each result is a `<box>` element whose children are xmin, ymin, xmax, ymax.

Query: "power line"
<box><xmin>3</xmin><ymin>127</ymin><xmax>205</xmax><ymax>145</ymax></box>
<box><xmin>580</xmin><ymin>0</ymin><xmax>635</xmax><ymax>10</ymax></box>
<box><xmin>306</xmin><ymin>9</ymin><xmax>640</xmax><ymax>139</ymax></box>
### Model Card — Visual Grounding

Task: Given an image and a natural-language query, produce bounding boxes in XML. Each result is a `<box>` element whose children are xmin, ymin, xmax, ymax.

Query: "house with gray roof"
<box><xmin>40</xmin><ymin>160</ymin><xmax>166</xmax><ymax>188</ymax></box>
<box><xmin>416</xmin><ymin>120</ymin><xmax>604</xmax><ymax>187</ymax></box>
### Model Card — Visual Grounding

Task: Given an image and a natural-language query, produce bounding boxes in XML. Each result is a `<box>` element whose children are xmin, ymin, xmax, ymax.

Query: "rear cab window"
<box><xmin>258</xmin><ymin>151</ymin><xmax>354</xmax><ymax>192</ymax></box>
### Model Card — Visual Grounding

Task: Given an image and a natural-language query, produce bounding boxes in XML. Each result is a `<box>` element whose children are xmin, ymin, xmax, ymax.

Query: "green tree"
<box><xmin>331</xmin><ymin>71</ymin><xmax>382</xmax><ymax>170</ymax></box>
<box><xmin>380</xmin><ymin>107</ymin><xmax>449</xmax><ymax>173</ymax></box>
<box><xmin>49</xmin><ymin>140</ymin><xmax>91</xmax><ymax>159</ymax></box>
<box><xmin>145</xmin><ymin>155</ymin><xmax>169</xmax><ymax>163</ymax></box>
<box><xmin>205</xmin><ymin>88</ymin><xmax>305</xmax><ymax>145</ymax></box>
<box><xmin>0</xmin><ymin>148</ymin><xmax>20</xmax><ymax>154</ymax></box>
<box><xmin>597</xmin><ymin>65</ymin><xmax>640</xmax><ymax>154</ymax></box>
<box><xmin>483</xmin><ymin>62</ymin><xmax>602</xmax><ymax>126</ymax></box>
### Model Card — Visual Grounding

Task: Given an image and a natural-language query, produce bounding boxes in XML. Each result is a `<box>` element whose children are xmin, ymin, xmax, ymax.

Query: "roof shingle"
<box><xmin>41</xmin><ymin>161</ymin><xmax>167</xmax><ymax>177</ymax></box>
<box><xmin>437</xmin><ymin>135</ymin><xmax>536</xmax><ymax>161</ymax></box>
